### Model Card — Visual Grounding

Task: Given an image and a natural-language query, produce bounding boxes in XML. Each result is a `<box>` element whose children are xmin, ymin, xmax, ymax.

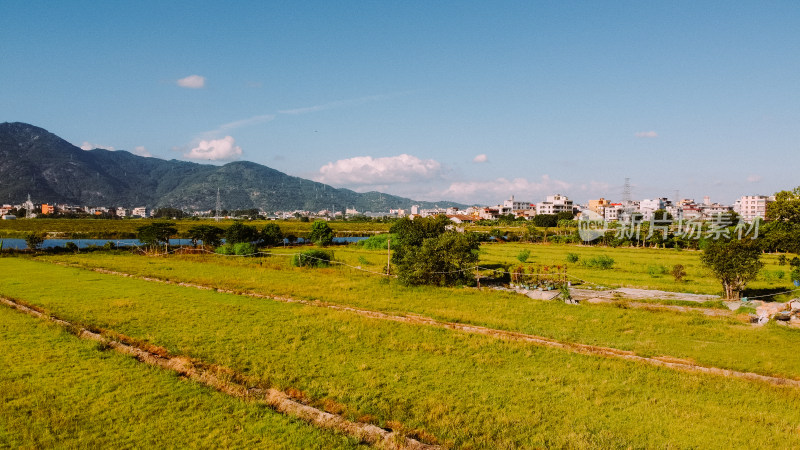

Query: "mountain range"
<box><xmin>0</xmin><ymin>122</ymin><xmax>464</xmax><ymax>212</ymax></box>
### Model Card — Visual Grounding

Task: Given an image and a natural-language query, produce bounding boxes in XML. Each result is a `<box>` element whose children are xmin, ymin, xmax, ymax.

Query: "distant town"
<box><xmin>1</xmin><ymin>191</ymin><xmax>773</xmax><ymax>224</ymax></box>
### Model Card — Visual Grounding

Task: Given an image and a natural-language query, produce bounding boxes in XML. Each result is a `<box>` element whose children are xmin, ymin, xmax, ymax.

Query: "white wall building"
<box><xmin>131</xmin><ymin>207</ymin><xmax>149</xmax><ymax>218</ymax></box>
<box><xmin>536</xmin><ymin>194</ymin><xmax>573</xmax><ymax>215</ymax></box>
<box><xmin>736</xmin><ymin>195</ymin><xmax>774</xmax><ymax>222</ymax></box>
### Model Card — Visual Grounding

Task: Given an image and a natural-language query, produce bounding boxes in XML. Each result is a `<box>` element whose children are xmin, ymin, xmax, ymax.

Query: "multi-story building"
<box><xmin>588</xmin><ymin>198</ymin><xmax>610</xmax><ymax>215</ymax></box>
<box><xmin>602</xmin><ymin>203</ymin><xmax>624</xmax><ymax>221</ymax></box>
<box><xmin>536</xmin><ymin>194</ymin><xmax>573</xmax><ymax>215</ymax></box>
<box><xmin>638</xmin><ymin>198</ymin><xmax>669</xmax><ymax>221</ymax></box>
<box><xmin>131</xmin><ymin>206</ymin><xmax>149</xmax><ymax>218</ymax></box>
<box><xmin>736</xmin><ymin>195</ymin><xmax>774</xmax><ymax>222</ymax></box>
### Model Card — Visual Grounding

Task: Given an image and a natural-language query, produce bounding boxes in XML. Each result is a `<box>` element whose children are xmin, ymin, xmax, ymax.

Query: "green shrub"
<box><xmin>357</xmin><ymin>233</ymin><xmax>394</xmax><ymax>250</ymax></box>
<box><xmin>566</xmin><ymin>253</ymin><xmax>579</xmax><ymax>263</ymax></box>
<box><xmin>583</xmin><ymin>255</ymin><xmax>614</xmax><ymax>269</ymax></box>
<box><xmin>647</xmin><ymin>264</ymin><xmax>668</xmax><ymax>278</ymax></box>
<box><xmin>233</xmin><ymin>243</ymin><xmax>257</xmax><ymax>256</ymax></box>
<box><xmin>215</xmin><ymin>244</ymin><xmax>234</xmax><ymax>255</ymax></box>
<box><xmin>778</xmin><ymin>255</ymin><xmax>787</xmax><ymax>265</ymax></box>
<box><xmin>517</xmin><ymin>249</ymin><xmax>530</xmax><ymax>263</ymax></box>
<box><xmin>65</xmin><ymin>242</ymin><xmax>79</xmax><ymax>253</ymax></box>
<box><xmin>292</xmin><ymin>249</ymin><xmax>333</xmax><ymax>268</ymax></box>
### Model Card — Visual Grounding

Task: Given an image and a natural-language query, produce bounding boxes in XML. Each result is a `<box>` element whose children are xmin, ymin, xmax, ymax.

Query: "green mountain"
<box><xmin>0</xmin><ymin>122</ymin><xmax>463</xmax><ymax>212</ymax></box>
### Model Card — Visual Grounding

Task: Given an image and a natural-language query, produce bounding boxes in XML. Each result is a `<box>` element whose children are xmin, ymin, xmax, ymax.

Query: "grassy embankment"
<box><xmin>0</xmin><ymin>305</ymin><xmax>364</xmax><ymax>449</ymax></box>
<box><xmin>2</xmin><ymin>258</ymin><xmax>800</xmax><ymax>447</ymax></box>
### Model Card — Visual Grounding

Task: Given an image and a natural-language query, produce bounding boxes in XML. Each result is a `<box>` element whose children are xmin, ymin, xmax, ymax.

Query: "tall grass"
<box><xmin>35</xmin><ymin>253</ymin><xmax>800</xmax><ymax>380</ymax></box>
<box><xmin>3</xmin><ymin>259</ymin><xmax>800</xmax><ymax>447</ymax></box>
<box><xmin>0</xmin><ymin>306</ymin><xmax>363</xmax><ymax>449</ymax></box>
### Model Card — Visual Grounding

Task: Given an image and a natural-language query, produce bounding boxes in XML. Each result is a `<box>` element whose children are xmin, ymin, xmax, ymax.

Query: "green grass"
<box><xmin>35</xmin><ymin>252</ymin><xmax>800</xmax><ymax>380</ymax></box>
<box><xmin>0</xmin><ymin>305</ymin><xmax>363</xmax><ymax>449</ymax></box>
<box><xmin>3</xmin><ymin>257</ymin><xmax>800</xmax><ymax>447</ymax></box>
<box><xmin>479</xmin><ymin>242</ymin><xmax>799</xmax><ymax>296</ymax></box>
<box><xmin>0</xmin><ymin>218</ymin><xmax>389</xmax><ymax>239</ymax></box>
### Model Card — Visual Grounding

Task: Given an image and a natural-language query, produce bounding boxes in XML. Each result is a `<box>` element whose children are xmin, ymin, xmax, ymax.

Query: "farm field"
<box><xmin>0</xmin><ymin>304</ymin><xmax>364</xmax><ymax>449</ymax></box>
<box><xmin>0</xmin><ymin>218</ymin><xmax>389</xmax><ymax>239</ymax></box>
<box><xmin>35</xmin><ymin>244</ymin><xmax>800</xmax><ymax>380</ymax></box>
<box><xmin>2</xmin><ymin>256</ymin><xmax>800</xmax><ymax>448</ymax></box>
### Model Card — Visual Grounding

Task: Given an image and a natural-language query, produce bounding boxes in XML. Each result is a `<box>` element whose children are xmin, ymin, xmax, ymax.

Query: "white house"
<box><xmin>536</xmin><ymin>194</ymin><xmax>573</xmax><ymax>215</ymax></box>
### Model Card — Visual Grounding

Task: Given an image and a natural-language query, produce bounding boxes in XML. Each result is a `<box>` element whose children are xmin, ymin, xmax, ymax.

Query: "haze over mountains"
<box><xmin>0</xmin><ymin>123</ymin><xmax>464</xmax><ymax>212</ymax></box>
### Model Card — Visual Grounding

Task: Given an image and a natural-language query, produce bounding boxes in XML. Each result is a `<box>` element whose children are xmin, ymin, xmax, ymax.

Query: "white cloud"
<box><xmin>441</xmin><ymin>175</ymin><xmax>572</xmax><ymax>204</ymax></box>
<box><xmin>177</xmin><ymin>74</ymin><xmax>206</xmax><ymax>89</ymax></box>
<box><xmin>80</xmin><ymin>141</ymin><xmax>115</xmax><ymax>151</ymax></box>
<box><xmin>635</xmin><ymin>131</ymin><xmax>658</xmax><ymax>138</ymax></box>
<box><xmin>473</xmin><ymin>154</ymin><xmax>488</xmax><ymax>163</ymax></box>
<box><xmin>316</xmin><ymin>154</ymin><xmax>442</xmax><ymax>186</ymax></box>
<box><xmin>747</xmin><ymin>175</ymin><xmax>762</xmax><ymax>183</ymax></box>
<box><xmin>133</xmin><ymin>146</ymin><xmax>152</xmax><ymax>157</ymax></box>
<box><xmin>184</xmin><ymin>136</ymin><xmax>242</xmax><ymax>161</ymax></box>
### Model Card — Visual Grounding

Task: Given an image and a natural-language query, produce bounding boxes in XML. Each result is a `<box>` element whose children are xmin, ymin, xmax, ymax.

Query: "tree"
<box><xmin>225</xmin><ymin>222</ymin><xmax>260</xmax><ymax>245</ymax></box>
<box><xmin>395</xmin><ymin>232</ymin><xmax>480</xmax><ymax>286</ymax></box>
<box><xmin>152</xmin><ymin>207</ymin><xmax>186</xmax><ymax>219</ymax></box>
<box><xmin>259</xmin><ymin>222</ymin><xmax>284</xmax><ymax>247</ymax></box>
<box><xmin>701</xmin><ymin>240</ymin><xmax>763</xmax><ymax>299</ymax></box>
<box><xmin>307</xmin><ymin>220</ymin><xmax>334</xmax><ymax>246</ymax></box>
<box><xmin>187</xmin><ymin>225</ymin><xmax>224</xmax><ymax>248</ymax></box>
<box><xmin>532</xmin><ymin>214</ymin><xmax>558</xmax><ymax>228</ymax></box>
<box><xmin>137</xmin><ymin>222</ymin><xmax>177</xmax><ymax>248</ymax></box>
<box><xmin>390</xmin><ymin>215</ymin><xmax>479</xmax><ymax>286</ymax></box>
<box><xmin>767</xmin><ymin>186</ymin><xmax>800</xmax><ymax>223</ymax></box>
<box><xmin>24</xmin><ymin>233</ymin><xmax>44</xmax><ymax>250</ymax></box>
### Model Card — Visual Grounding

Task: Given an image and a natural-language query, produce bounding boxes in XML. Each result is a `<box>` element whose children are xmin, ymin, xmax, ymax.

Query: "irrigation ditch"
<box><xmin>50</xmin><ymin>261</ymin><xmax>800</xmax><ymax>389</ymax></box>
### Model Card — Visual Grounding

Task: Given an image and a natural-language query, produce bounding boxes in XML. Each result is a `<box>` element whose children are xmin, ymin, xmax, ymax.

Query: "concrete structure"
<box><xmin>536</xmin><ymin>194</ymin><xmax>573</xmax><ymax>215</ymax></box>
<box><xmin>602</xmin><ymin>203</ymin><xmax>624</xmax><ymax>221</ymax></box>
<box><xmin>502</xmin><ymin>195</ymin><xmax>533</xmax><ymax>212</ymax></box>
<box><xmin>131</xmin><ymin>207</ymin><xmax>149</xmax><ymax>218</ymax></box>
<box><xmin>638</xmin><ymin>198</ymin><xmax>669</xmax><ymax>221</ymax></box>
<box><xmin>588</xmin><ymin>198</ymin><xmax>610</xmax><ymax>215</ymax></box>
<box><xmin>736</xmin><ymin>195</ymin><xmax>774</xmax><ymax>222</ymax></box>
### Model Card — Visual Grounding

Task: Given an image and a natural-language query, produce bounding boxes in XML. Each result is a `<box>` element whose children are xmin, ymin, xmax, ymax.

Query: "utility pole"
<box><xmin>215</xmin><ymin>188</ymin><xmax>221</xmax><ymax>222</ymax></box>
<box><xmin>386</xmin><ymin>238</ymin><xmax>391</xmax><ymax>275</ymax></box>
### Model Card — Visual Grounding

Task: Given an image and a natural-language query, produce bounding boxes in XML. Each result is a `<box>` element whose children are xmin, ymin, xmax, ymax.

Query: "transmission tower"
<box><xmin>622</xmin><ymin>178</ymin><xmax>631</xmax><ymax>204</ymax></box>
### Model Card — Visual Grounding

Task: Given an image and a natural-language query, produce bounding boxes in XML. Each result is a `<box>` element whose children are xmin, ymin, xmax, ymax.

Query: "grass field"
<box><xmin>3</xmin><ymin>256</ymin><xmax>800</xmax><ymax>447</ymax></box>
<box><xmin>35</xmin><ymin>245</ymin><xmax>800</xmax><ymax>380</ymax></box>
<box><xmin>0</xmin><ymin>305</ymin><xmax>364</xmax><ymax>449</ymax></box>
<box><xmin>478</xmin><ymin>242</ymin><xmax>798</xmax><ymax>296</ymax></box>
<box><xmin>0</xmin><ymin>218</ymin><xmax>389</xmax><ymax>239</ymax></box>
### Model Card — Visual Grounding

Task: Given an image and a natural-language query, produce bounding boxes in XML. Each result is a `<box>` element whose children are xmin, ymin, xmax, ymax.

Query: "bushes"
<box><xmin>292</xmin><ymin>249</ymin><xmax>333</xmax><ymax>267</ymax></box>
<box><xmin>647</xmin><ymin>264</ymin><xmax>668</xmax><ymax>278</ymax></box>
<box><xmin>582</xmin><ymin>255</ymin><xmax>615</xmax><ymax>270</ymax></box>
<box><xmin>671</xmin><ymin>264</ymin><xmax>687</xmax><ymax>282</ymax></box>
<box><xmin>215</xmin><ymin>243</ymin><xmax>258</xmax><ymax>256</ymax></box>
<box><xmin>357</xmin><ymin>233</ymin><xmax>394</xmax><ymax>250</ymax></box>
<box><xmin>517</xmin><ymin>249</ymin><xmax>530</xmax><ymax>263</ymax></box>
<box><xmin>566</xmin><ymin>253</ymin><xmax>579</xmax><ymax>263</ymax></box>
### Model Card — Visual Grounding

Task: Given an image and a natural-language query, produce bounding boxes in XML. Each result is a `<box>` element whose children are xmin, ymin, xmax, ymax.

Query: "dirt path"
<box><xmin>55</xmin><ymin>262</ymin><xmax>800</xmax><ymax>389</ymax></box>
<box><xmin>0</xmin><ymin>296</ymin><xmax>436</xmax><ymax>450</ymax></box>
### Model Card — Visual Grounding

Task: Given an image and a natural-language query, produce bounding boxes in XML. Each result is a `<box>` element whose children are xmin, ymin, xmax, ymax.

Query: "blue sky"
<box><xmin>2</xmin><ymin>1</ymin><xmax>798</xmax><ymax>206</ymax></box>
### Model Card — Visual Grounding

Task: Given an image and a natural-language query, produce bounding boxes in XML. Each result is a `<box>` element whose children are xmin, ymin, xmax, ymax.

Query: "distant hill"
<box><xmin>0</xmin><ymin>122</ymin><xmax>465</xmax><ymax>212</ymax></box>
